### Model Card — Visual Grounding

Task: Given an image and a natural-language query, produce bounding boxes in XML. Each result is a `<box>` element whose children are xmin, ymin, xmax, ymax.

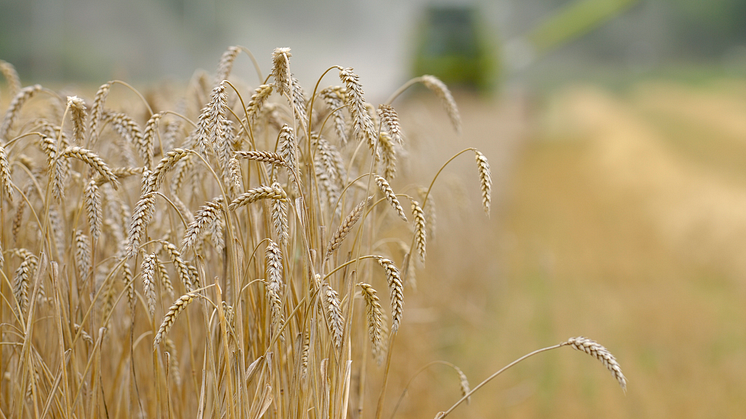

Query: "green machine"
<box><xmin>412</xmin><ymin>0</ymin><xmax>640</xmax><ymax>92</ymax></box>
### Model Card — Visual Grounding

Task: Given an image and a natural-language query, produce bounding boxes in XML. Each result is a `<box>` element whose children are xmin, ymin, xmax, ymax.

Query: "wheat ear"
<box><xmin>271</xmin><ymin>47</ymin><xmax>292</xmax><ymax>97</ymax></box>
<box><xmin>245</xmin><ymin>83</ymin><xmax>274</xmax><ymax>126</ymax></box>
<box><xmin>378</xmin><ymin>104</ymin><xmax>403</xmax><ymax>145</ymax></box>
<box><xmin>61</xmin><ymin>147</ymin><xmax>120</xmax><ymax>188</ymax></box>
<box><xmin>411</xmin><ymin>200</ymin><xmax>427</xmax><ymax>265</ymax></box>
<box><xmin>266</xmin><ymin>240</ymin><xmax>284</xmax><ymax>336</ymax></box>
<box><xmin>141</xmin><ymin>253</ymin><xmax>157</xmax><ymax>317</ymax></box>
<box><xmin>474</xmin><ymin>150</ymin><xmax>491</xmax><ymax>216</ymax></box>
<box><xmin>375</xmin><ymin>256</ymin><xmax>404</xmax><ymax>333</ymax></box>
<box><xmin>0</xmin><ymin>84</ymin><xmax>42</xmax><ymax>141</ymax></box>
<box><xmin>66</xmin><ymin>96</ymin><xmax>87</xmax><ymax>144</ymax></box>
<box><xmin>325</xmin><ymin>196</ymin><xmax>371</xmax><ymax>260</ymax></box>
<box><xmin>228</xmin><ymin>184</ymin><xmax>287</xmax><ymax>211</ymax></box>
<box><xmin>88</xmin><ymin>82</ymin><xmax>111</xmax><ymax>145</ymax></box>
<box><xmin>0</xmin><ymin>142</ymin><xmax>13</xmax><ymax>202</ymax></box>
<box><xmin>182</xmin><ymin>197</ymin><xmax>224</xmax><ymax>251</ymax></box>
<box><xmin>84</xmin><ymin>180</ymin><xmax>102</xmax><ymax>240</ymax></box>
<box><xmin>421</xmin><ymin>75</ymin><xmax>461</xmax><ymax>134</ymax></box>
<box><xmin>375</xmin><ymin>175</ymin><xmax>407</xmax><ymax>221</ymax></box>
<box><xmin>339</xmin><ymin>67</ymin><xmax>377</xmax><ymax>156</ymax></box>
<box><xmin>215</xmin><ymin>45</ymin><xmax>241</xmax><ymax>84</ymax></box>
<box><xmin>358</xmin><ymin>282</ymin><xmax>387</xmax><ymax>364</ymax></box>
<box><xmin>154</xmin><ymin>293</ymin><xmax>198</xmax><ymax>348</ymax></box>
<box><xmin>563</xmin><ymin>337</ymin><xmax>627</xmax><ymax>391</ymax></box>
<box><xmin>321</xmin><ymin>278</ymin><xmax>344</xmax><ymax>349</ymax></box>
<box><xmin>0</xmin><ymin>60</ymin><xmax>21</xmax><ymax>99</ymax></box>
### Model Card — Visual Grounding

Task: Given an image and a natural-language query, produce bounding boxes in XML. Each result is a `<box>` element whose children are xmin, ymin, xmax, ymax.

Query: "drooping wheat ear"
<box><xmin>0</xmin><ymin>142</ymin><xmax>13</xmax><ymax>202</ymax></box>
<box><xmin>420</xmin><ymin>75</ymin><xmax>461</xmax><ymax>134</ymax></box>
<box><xmin>378</xmin><ymin>104</ymin><xmax>403</xmax><ymax>145</ymax></box>
<box><xmin>141</xmin><ymin>113</ymin><xmax>162</xmax><ymax>169</ymax></box>
<box><xmin>271</xmin><ymin>47</ymin><xmax>292</xmax><ymax>97</ymax></box>
<box><xmin>321</xmin><ymin>279</ymin><xmax>345</xmax><ymax>349</ymax></box>
<box><xmin>378</xmin><ymin>131</ymin><xmax>397</xmax><ymax>180</ymax></box>
<box><xmin>74</xmin><ymin>230</ymin><xmax>91</xmax><ymax>283</ymax></box>
<box><xmin>235</xmin><ymin>150</ymin><xmax>286</xmax><ymax>167</ymax></box>
<box><xmin>121</xmin><ymin>255</ymin><xmax>135</xmax><ymax>308</ymax></box>
<box><xmin>315</xmin><ymin>158</ymin><xmax>340</xmax><ymax>213</ymax></box>
<box><xmin>154</xmin><ymin>255</ymin><xmax>174</xmax><ymax>298</ymax></box>
<box><xmin>0</xmin><ymin>84</ymin><xmax>42</xmax><ymax>141</ymax></box>
<box><xmin>160</xmin><ymin>241</ymin><xmax>195</xmax><ymax>292</ymax></box>
<box><xmin>339</xmin><ymin>67</ymin><xmax>377</xmax><ymax>156</ymax></box>
<box><xmin>195</xmin><ymin>83</ymin><xmax>227</xmax><ymax>154</ymax></box>
<box><xmin>87</xmin><ymin>82</ymin><xmax>111</xmax><ymax>144</ymax></box>
<box><xmin>149</xmin><ymin>148</ymin><xmax>189</xmax><ymax>192</ymax></box>
<box><xmin>73</xmin><ymin>324</ymin><xmax>94</xmax><ymax>346</ymax></box>
<box><xmin>61</xmin><ymin>147</ymin><xmax>120</xmax><ymax>188</ymax></box>
<box><xmin>325</xmin><ymin>196</ymin><xmax>371</xmax><ymax>260</ymax></box>
<box><xmin>375</xmin><ymin>175</ymin><xmax>407</xmax><ymax>222</ymax></box>
<box><xmin>94</xmin><ymin>166</ymin><xmax>143</xmax><ymax>187</ymax></box>
<box><xmin>154</xmin><ymin>292</ymin><xmax>198</xmax><ymax>348</ymax></box>
<box><xmin>563</xmin><ymin>337</ymin><xmax>627</xmax><ymax>392</ymax></box>
<box><xmin>67</xmin><ymin>96</ymin><xmax>87</xmax><ymax>144</ymax></box>
<box><xmin>319</xmin><ymin>86</ymin><xmax>348</xmax><ymax>144</ymax></box>
<box><xmin>84</xmin><ymin>180</ymin><xmax>102</xmax><ymax>240</ymax></box>
<box><xmin>0</xmin><ymin>60</ymin><xmax>21</xmax><ymax>99</ymax></box>
<box><xmin>375</xmin><ymin>256</ymin><xmax>404</xmax><ymax>333</ymax></box>
<box><xmin>13</xmin><ymin>252</ymin><xmax>38</xmax><ymax>316</ymax></box>
<box><xmin>453</xmin><ymin>365</ymin><xmax>471</xmax><ymax>404</ymax></box>
<box><xmin>141</xmin><ymin>253</ymin><xmax>157</xmax><ymax>318</ymax></box>
<box><xmin>228</xmin><ymin>183</ymin><xmax>287</xmax><ymax>211</ymax></box>
<box><xmin>271</xmin><ymin>188</ymin><xmax>289</xmax><ymax>245</ymax></box>
<box><xmin>245</xmin><ymin>83</ymin><xmax>274</xmax><ymax>127</ymax></box>
<box><xmin>215</xmin><ymin>45</ymin><xmax>241</xmax><ymax>84</ymax></box>
<box><xmin>265</xmin><ymin>240</ymin><xmax>284</xmax><ymax>335</ymax></box>
<box><xmin>290</xmin><ymin>75</ymin><xmax>308</xmax><ymax>125</ymax></box>
<box><xmin>126</xmin><ymin>193</ymin><xmax>156</xmax><ymax>258</ymax></box>
<box><xmin>183</xmin><ymin>197</ymin><xmax>224</xmax><ymax>251</ymax></box>
<box><xmin>313</xmin><ymin>134</ymin><xmax>343</xmax><ymax>182</ymax></box>
<box><xmin>358</xmin><ymin>282</ymin><xmax>387</xmax><ymax>364</ymax></box>
<box><xmin>411</xmin><ymin>200</ymin><xmax>427</xmax><ymax>265</ymax></box>
<box><xmin>164</xmin><ymin>338</ymin><xmax>182</xmax><ymax>386</ymax></box>
<box><xmin>474</xmin><ymin>150</ymin><xmax>492</xmax><ymax>216</ymax></box>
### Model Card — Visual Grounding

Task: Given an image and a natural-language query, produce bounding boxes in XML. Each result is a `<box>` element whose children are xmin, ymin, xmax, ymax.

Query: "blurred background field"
<box><xmin>3</xmin><ymin>0</ymin><xmax>746</xmax><ymax>418</ymax></box>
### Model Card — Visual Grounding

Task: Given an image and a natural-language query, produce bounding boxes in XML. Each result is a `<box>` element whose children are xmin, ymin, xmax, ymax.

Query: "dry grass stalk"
<box><xmin>141</xmin><ymin>253</ymin><xmax>157</xmax><ymax>317</ymax></box>
<box><xmin>420</xmin><ymin>75</ymin><xmax>461</xmax><ymax>134</ymax></box>
<box><xmin>563</xmin><ymin>336</ymin><xmax>627</xmax><ymax>391</ymax></box>
<box><xmin>375</xmin><ymin>175</ymin><xmax>407</xmax><ymax>221</ymax></box>
<box><xmin>375</xmin><ymin>256</ymin><xmax>404</xmax><ymax>333</ymax></box>
<box><xmin>474</xmin><ymin>150</ymin><xmax>492</xmax><ymax>216</ymax></box>
<box><xmin>66</xmin><ymin>96</ymin><xmax>87</xmax><ymax>144</ymax></box>
<box><xmin>228</xmin><ymin>184</ymin><xmax>287</xmax><ymax>211</ymax></box>
<box><xmin>325</xmin><ymin>196</ymin><xmax>371</xmax><ymax>260</ymax></box>
<box><xmin>358</xmin><ymin>282</ymin><xmax>386</xmax><ymax>364</ymax></box>
<box><xmin>0</xmin><ymin>59</ymin><xmax>21</xmax><ymax>99</ymax></box>
<box><xmin>411</xmin><ymin>200</ymin><xmax>427</xmax><ymax>265</ymax></box>
<box><xmin>154</xmin><ymin>293</ymin><xmax>198</xmax><ymax>348</ymax></box>
<box><xmin>0</xmin><ymin>84</ymin><xmax>42</xmax><ymax>141</ymax></box>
